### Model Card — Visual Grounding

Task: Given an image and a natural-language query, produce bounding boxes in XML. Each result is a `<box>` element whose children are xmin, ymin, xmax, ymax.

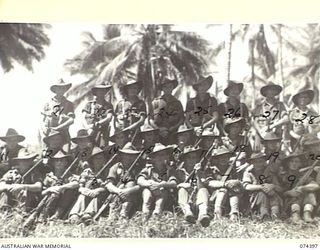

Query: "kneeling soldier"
<box><xmin>137</xmin><ymin>143</ymin><xmax>177</xmax><ymax>218</ymax></box>
<box><xmin>242</xmin><ymin>152</ymin><xmax>282</xmax><ymax>220</ymax></box>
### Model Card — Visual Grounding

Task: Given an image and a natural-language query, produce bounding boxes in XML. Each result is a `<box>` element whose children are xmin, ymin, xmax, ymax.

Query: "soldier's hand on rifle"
<box><xmin>261</xmin><ymin>183</ymin><xmax>275</xmax><ymax>194</ymax></box>
<box><xmin>225</xmin><ymin>179</ymin><xmax>241</xmax><ymax>189</ymax></box>
<box><xmin>118</xmin><ymin>188</ymin><xmax>132</xmax><ymax>200</ymax></box>
<box><xmin>177</xmin><ymin>182</ymin><xmax>191</xmax><ymax>189</ymax></box>
<box><xmin>7</xmin><ymin>184</ymin><xmax>24</xmax><ymax>193</ymax></box>
<box><xmin>43</xmin><ymin>186</ymin><xmax>62</xmax><ymax>195</ymax></box>
<box><xmin>194</xmin><ymin>163</ymin><xmax>202</xmax><ymax>175</ymax></box>
<box><xmin>194</xmin><ymin>127</ymin><xmax>203</xmax><ymax>137</ymax></box>
<box><xmin>149</xmin><ymin>181</ymin><xmax>164</xmax><ymax>191</ymax></box>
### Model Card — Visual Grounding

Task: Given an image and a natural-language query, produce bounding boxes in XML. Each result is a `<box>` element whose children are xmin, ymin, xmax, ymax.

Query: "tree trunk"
<box><xmin>278</xmin><ymin>24</ymin><xmax>284</xmax><ymax>102</ymax></box>
<box><xmin>250</xmin><ymin>39</ymin><xmax>255</xmax><ymax>110</ymax></box>
<box><xmin>227</xmin><ymin>24</ymin><xmax>233</xmax><ymax>82</ymax></box>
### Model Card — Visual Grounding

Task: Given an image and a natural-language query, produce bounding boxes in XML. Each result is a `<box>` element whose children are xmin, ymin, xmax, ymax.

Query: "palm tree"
<box><xmin>286</xmin><ymin>24</ymin><xmax>320</xmax><ymax>111</ymax></box>
<box><xmin>0</xmin><ymin>23</ymin><xmax>50</xmax><ymax>73</ymax></box>
<box><xmin>64</xmin><ymin>24</ymin><xmax>212</xmax><ymax>110</ymax></box>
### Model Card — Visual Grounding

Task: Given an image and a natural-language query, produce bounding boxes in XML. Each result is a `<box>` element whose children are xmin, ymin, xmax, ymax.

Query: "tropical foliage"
<box><xmin>0</xmin><ymin>23</ymin><xmax>50</xmax><ymax>73</ymax></box>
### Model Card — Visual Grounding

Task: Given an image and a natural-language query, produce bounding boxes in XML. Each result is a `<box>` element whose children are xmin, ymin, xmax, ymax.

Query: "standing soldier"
<box><xmin>137</xmin><ymin>143</ymin><xmax>177</xmax><ymax>219</ymax></box>
<box><xmin>114</xmin><ymin>80</ymin><xmax>147</xmax><ymax>140</ymax></box>
<box><xmin>253</xmin><ymin>82</ymin><xmax>289</xmax><ymax>152</ymax></box>
<box><xmin>40</xmin><ymin>79</ymin><xmax>75</xmax><ymax>150</ymax></box>
<box><xmin>185</xmin><ymin>76</ymin><xmax>219</xmax><ymax>137</ymax></box>
<box><xmin>242</xmin><ymin>152</ymin><xmax>283</xmax><ymax>220</ymax></box>
<box><xmin>218</xmin><ymin>80</ymin><xmax>249</xmax><ymax>136</ymax></box>
<box><xmin>82</xmin><ymin>84</ymin><xmax>114</xmax><ymax>149</ymax></box>
<box><xmin>288</xmin><ymin>86</ymin><xmax>320</xmax><ymax>149</ymax></box>
<box><xmin>281</xmin><ymin>152</ymin><xmax>320</xmax><ymax>223</ymax></box>
<box><xmin>0</xmin><ymin>150</ymin><xmax>42</xmax><ymax>212</ymax></box>
<box><xmin>0</xmin><ymin>128</ymin><xmax>26</xmax><ymax>175</ymax></box>
<box><xmin>150</xmin><ymin>78</ymin><xmax>184</xmax><ymax>145</ymax></box>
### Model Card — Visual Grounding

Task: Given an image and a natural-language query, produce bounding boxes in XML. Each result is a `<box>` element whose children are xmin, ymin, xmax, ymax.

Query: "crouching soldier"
<box><xmin>175</xmin><ymin>146</ymin><xmax>213</xmax><ymax>227</ymax></box>
<box><xmin>208</xmin><ymin>146</ymin><xmax>243</xmax><ymax>221</ymax></box>
<box><xmin>105</xmin><ymin>143</ymin><xmax>142</xmax><ymax>219</ymax></box>
<box><xmin>137</xmin><ymin>143</ymin><xmax>177</xmax><ymax>219</ymax></box>
<box><xmin>40</xmin><ymin>151</ymin><xmax>79</xmax><ymax>220</ymax></box>
<box><xmin>282</xmin><ymin>152</ymin><xmax>320</xmax><ymax>224</ymax></box>
<box><xmin>0</xmin><ymin>150</ymin><xmax>42</xmax><ymax>213</ymax></box>
<box><xmin>242</xmin><ymin>152</ymin><xmax>282</xmax><ymax>220</ymax></box>
<box><xmin>68</xmin><ymin>147</ymin><xmax>108</xmax><ymax>224</ymax></box>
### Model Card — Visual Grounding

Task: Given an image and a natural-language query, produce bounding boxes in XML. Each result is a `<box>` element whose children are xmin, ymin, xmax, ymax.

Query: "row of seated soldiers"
<box><xmin>0</xmin><ymin>114</ymin><xmax>319</xmax><ymax>228</ymax></box>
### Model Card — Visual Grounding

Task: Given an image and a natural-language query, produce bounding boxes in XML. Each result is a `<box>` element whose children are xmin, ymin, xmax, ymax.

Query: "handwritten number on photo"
<box><xmin>288</xmin><ymin>175</ymin><xmax>296</xmax><ymax>188</ymax></box>
<box><xmin>267</xmin><ymin>152</ymin><xmax>279</xmax><ymax>162</ymax></box>
<box><xmin>259</xmin><ymin>175</ymin><xmax>268</xmax><ymax>184</ymax></box>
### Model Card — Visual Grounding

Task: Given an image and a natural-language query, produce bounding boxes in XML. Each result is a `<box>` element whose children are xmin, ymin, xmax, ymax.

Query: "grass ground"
<box><xmin>1</xmin><ymin>210</ymin><xmax>320</xmax><ymax>238</ymax></box>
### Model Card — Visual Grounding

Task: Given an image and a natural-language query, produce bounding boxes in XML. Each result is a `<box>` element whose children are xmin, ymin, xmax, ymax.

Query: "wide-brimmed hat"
<box><xmin>224</xmin><ymin>117</ymin><xmax>246</xmax><ymax>133</ymax></box>
<box><xmin>180</xmin><ymin>146</ymin><xmax>202</xmax><ymax>161</ymax></box>
<box><xmin>120</xmin><ymin>80</ymin><xmax>142</xmax><ymax>94</ymax></box>
<box><xmin>139</xmin><ymin>123</ymin><xmax>159</xmax><ymax>136</ymax></box>
<box><xmin>224</xmin><ymin>80</ymin><xmax>243</xmax><ymax>96</ymax></box>
<box><xmin>261</xmin><ymin>132</ymin><xmax>282</xmax><ymax>142</ymax></box>
<box><xmin>282</xmin><ymin>152</ymin><xmax>307</xmax><ymax>168</ymax></box>
<box><xmin>43</xmin><ymin>130</ymin><xmax>63</xmax><ymax>145</ymax></box>
<box><xmin>109</xmin><ymin>128</ymin><xmax>131</xmax><ymax>142</ymax></box>
<box><xmin>88</xmin><ymin>146</ymin><xmax>105</xmax><ymax>162</ymax></box>
<box><xmin>192</xmin><ymin>75</ymin><xmax>213</xmax><ymax>92</ymax></box>
<box><xmin>159</xmin><ymin>77</ymin><xmax>178</xmax><ymax>90</ymax></box>
<box><xmin>149</xmin><ymin>143</ymin><xmax>174</xmax><ymax>157</ymax></box>
<box><xmin>92</xmin><ymin>84</ymin><xmax>112</xmax><ymax>95</ymax></box>
<box><xmin>211</xmin><ymin>146</ymin><xmax>232</xmax><ymax>158</ymax></box>
<box><xmin>292</xmin><ymin>89</ymin><xmax>315</xmax><ymax>106</ymax></box>
<box><xmin>12</xmin><ymin>149</ymin><xmax>38</xmax><ymax>164</ymax></box>
<box><xmin>303</xmin><ymin>136</ymin><xmax>320</xmax><ymax>148</ymax></box>
<box><xmin>176</xmin><ymin>124</ymin><xmax>194</xmax><ymax>135</ymax></box>
<box><xmin>247</xmin><ymin>152</ymin><xmax>267</xmax><ymax>163</ymax></box>
<box><xmin>0</xmin><ymin>128</ymin><xmax>25</xmax><ymax>142</ymax></box>
<box><xmin>260</xmin><ymin>81</ymin><xmax>283</xmax><ymax>97</ymax></box>
<box><xmin>71</xmin><ymin>129</ymin><xmax>92</xmax><ymax>144</ymax></box>
<box><xmin>49</xmin><ymin>151</ymin><xmax>72</xmax><ymax>166</ymax></box>
<box><xmin>50</xmin><ymin>79</ymin><xmax>72</xmax><ymax>94</ymax></box>
<box><xmin>200</xmin><ymin>128</ymin><xmax>220</xmax><ymax>138</ymax></box>
<box><xmin>118</xmin><ymin>142</ymin><xmax>140</xmax><ymax>156</ymax></box>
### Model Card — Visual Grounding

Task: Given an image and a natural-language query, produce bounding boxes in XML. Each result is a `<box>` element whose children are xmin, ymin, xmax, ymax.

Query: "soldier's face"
<box><xmin>201</xmin><ymin>138</ymin><xmax>214</xmax><ymax>149</ymax></box>
<box><xmin>178</xmin><ymin>133</ymin><xmax>190</xmax><ymax>145</ymax></box>
<box><xmin>3</xmin><ymin>169</ymin><xmax>21</xmax><ymax>184</ymax></box>
<box><xmin>91</xmin><ymin>154</ymin><xmax>105</xmax><ymax>171</ymax></box>
<box><xmin>115</xmin><ymin>134</ymin><xmax>127</xmax><ymax>148</ymax></box>
<box><xmin>288</xmin><ymin>157</ymin><xmax>301</xmax><ymax>172</ymax></box>
<box><xmin>48</xmin><ymin>136</ymin><xmax>64</xmax><ymax>149</ymax></box>
<box><xmin>162</xmin><ymin>84</ymin><xmax>174</xmax><ymax>95</ymax></box>
<box><xmin>253</xmin><ymin>160</ymin><xmax>265</xmax><ymax>171</ymax></box>
<box><xmin>121</xmin><ymin>155</ymin><xmax>137</xmax><ymax>167</ymax></box>
<box><xmin>53</xmin><ymin>158</ymin><xmax>68</xmax><ymax>177</ymax></box>
<box><xmin>127</xmin><ymin>87</ymin><xmax>139</xmax><ymax>97</ymax></box>
<box><xmin>6</xmin><ymin>137</ymin><xmax>19</xmax><ymax>149</ymax></box>
<box><xmin>296</xmin><ymin>94</ymin><xmax>310</xmax><ymax>106</ymax></box>
<box><xmin>228</xmin><ymin>125</ymin><xmax>242</xmax><ymax>136</ymax></box>
<box><xmin>264</xmin><ymin>89</ymin><xmax>278</xmax><ymax>98</ymax></box>
<box><xmin>143</xmin><ymin>133</ymin><xmax>156</xmax><ymax>145</ymax></box>
<box><xmin>228</xmin><ymin>89</ymin><xmax>240</xmax><ymax>97</ymax></box>
<box><xmin>214</xmin><ymin>155</ymin><xmax>230</xmax><ymax>166</ymax></box>
<box><xmin>196</xmin><ymin>85</ymin><xmax>208</xmax><ymax>94</ymax></box>
<box><xmin>54</xmin><ymin>88</ymin><xmax>66</xmax><ymax>97</ymax></box>
<box><xmin>13</xmin><ymin>160</ymin><xmax>33</xmax><ymax>175</ymax></box>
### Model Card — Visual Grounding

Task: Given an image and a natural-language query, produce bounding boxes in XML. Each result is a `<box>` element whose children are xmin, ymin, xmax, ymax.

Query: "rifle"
<box><xmin>23</xmin><ymin>156</ymin><xmax>79</xmax><ymax>229</ymax></box>
<box><xmin>20</xmin><ymin>158</ymin><xmax>42</xmax><ymax>183</ymax></box>
<box><xmin>93</xmin><ymin>149</ymin><xmax>144</xmax><ymax>221</ymax></box>
<box><xmin>185</xmin><ymin>139</ymin><xmax>218</xmax><ymax>184</ymax></box>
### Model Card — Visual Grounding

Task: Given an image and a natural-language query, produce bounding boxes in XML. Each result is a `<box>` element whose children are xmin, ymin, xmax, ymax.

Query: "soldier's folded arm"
<box><xmin>202</xmin><ymin>111</ymin><xmax>219</xmax><ymax>129</ymax></box>
<box><xmin>161</xmin><ymin>177</ymin><xmax>178</xmax><ymax>189</ymax></box>
<box><xmin>53</xmin><ymin>113</ymin><xmax>75</xmax><ymax>130</ymax></box>
<box><xmin>243</xmin><ymin>181</ymin><xmax>263</xmax><ymax>192</ymax></box>
<box><xmin>0</xmin><ymin>181</ymin><xmax>11</xmax><ymax>192</ymax></box>
<box><xmin>59</xmin><ymin>180</ymin><xmax>79</xmax><ymax>192</ymax></box>
<box><xmin>298</xmin><ymin>181</ymin><xmax>320</xmax><ymax>193</ymax></box>
<box><xmin>17</xmin><ymin>181</ymin><xmax>42</xmax><ymax>192</ymax></box>
<box><xmin>208</xmin><ymin>178</ymin><xmax>225</xmax><ymax>189</ymax></box>
<box><xmin>137</xmin><ymin>175</ymin><xmax>152</xmax><ymax>188</ymax></box>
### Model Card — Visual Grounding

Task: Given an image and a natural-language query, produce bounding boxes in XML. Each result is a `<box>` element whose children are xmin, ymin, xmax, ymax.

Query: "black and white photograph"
<box><xmin>0</xmin><ymin>22</ymin><xmax>320</xmax><ymax>239</ymax></box>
